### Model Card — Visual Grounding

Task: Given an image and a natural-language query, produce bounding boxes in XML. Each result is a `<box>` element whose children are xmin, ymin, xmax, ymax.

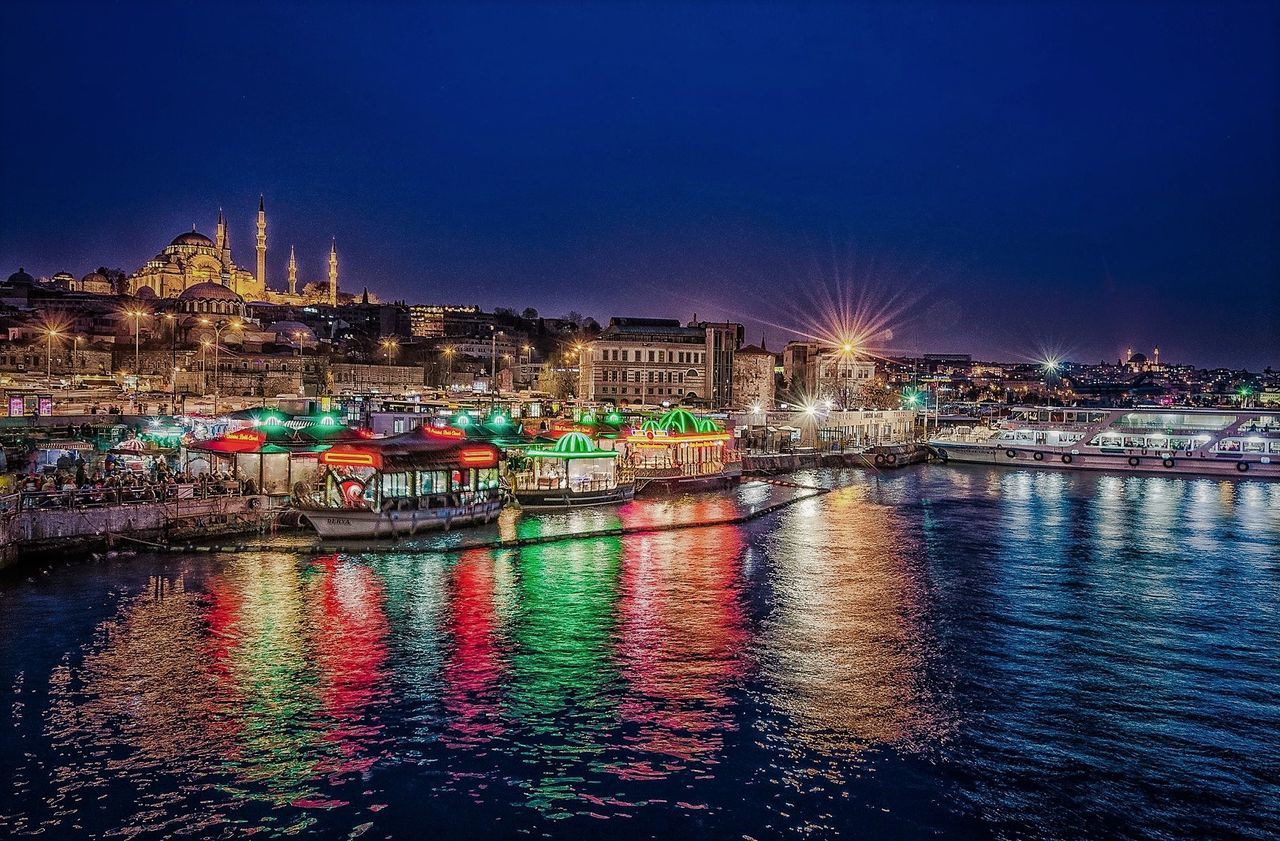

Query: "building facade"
<box><xmin>731</xmin><ymin>344</ymin><xmax>777</xmax><ymax>409</ymax></box>
<box><xmin>580</xmin><ymin>317</ymin><xmax>715</xmax><ymax>405</ymax></box>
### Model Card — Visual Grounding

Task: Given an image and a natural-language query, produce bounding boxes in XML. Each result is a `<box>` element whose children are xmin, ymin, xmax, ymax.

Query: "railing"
<box><xmin>16</xmin><ymin>482</ymin><xmax>245</xmax><ymax>511</ymax></box>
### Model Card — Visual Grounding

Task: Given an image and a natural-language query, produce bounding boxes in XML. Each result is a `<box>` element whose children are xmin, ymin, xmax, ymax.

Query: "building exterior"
<box><xmin>330</xmin><ymin>363</ymin><xmax>425</xmax><ymax>394</ymax></box>
<box><xmin>782</xmin><ymin>340</ymin><xmax>875</xmax><ymax>405</ymax></box>
<box><xmin>690</xmin><ymin>320</ymin><xmax>743</xmax><ymax>407</ymax></box>
<box><xmin>815</xmin><ymin>354</ymin><xmax>876</xmax><ymax>407</ymax></box>
<box><xmin>782</xmin><ymin>341</ymin><xmax>822</xmax><ymax>396</ymax></box>
<box><xmin>731</xmin><ymin>344</ymin><xmax>776</xmax><ymax>409</ymax></box>
<box><xmin>580</xmin><ymin>317</ymin><xmax>715</xmax><ymax>405</ymax></box>
<box><xmin>128</xmin><ymin>201</ymin><xmax>351</xmax><ymax>306</ymax></box>
<box><xmin>409</xmin><ymin>305</ymin><xmax>486</xmax><ymax>338</ymax></box>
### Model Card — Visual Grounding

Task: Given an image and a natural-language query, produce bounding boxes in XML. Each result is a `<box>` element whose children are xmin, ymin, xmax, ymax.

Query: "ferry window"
<box><xmin>1270</xmin><ymin>442</ymin><xmax>1280</xmax><ymax>453</ymax></box>
<box><xmin>382</xmin><ymin>472</ymin><xmax>409</xmax><ymax>498</ymax></box>
<box><xmin>1147</xmin><ymin>437</ymin><xmax>1169</xmax><ymax>449</ymax></box>
<box><xmin>1243</xmin><ymin>441</ymin><xmax>1265</xmax><ymax>453</ymax></box>
<box><xmin>1050</xmin><ymin>412</ymin><xmax>1064</xmax><ymax>423</ymax></box>
<box><xmin>1169</xmin><ymin>438</ymin><xmax>1189</xmax><ymax>450</ymax></box>
<box><xmin>1216</xmin><ymin>439</ymin><xmax>1241</xmax><ymax>452</ymax></box>
<box><xmin>1123</xmin><ymin>437</ymin><xmax>1144</xmax><ymax>448</ymax></box>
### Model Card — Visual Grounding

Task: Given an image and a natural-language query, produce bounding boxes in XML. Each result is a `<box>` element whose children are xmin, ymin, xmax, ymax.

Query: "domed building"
<box><xmin>77</xmin><ymin>271</ymin><xmax>115</xmax><ymax>295</ymax></box>
<box><xmin>177</xmin><ymin>281</ymin><xmax>249</xmax><ymax>318</ymax></box>
<box><xmin>265</xmin><ymin>320</ymin><xmax>317</xmax><ymax>349</ymax></box>
<box><xmin>6</xmin><ymin>268</ymin><xmax>36</xmax><ymax>286</ymax></box>
<box><xmin>129</xmin><ymin>209</ymin><xmax>264</xmax><ymax>301</ymax></box>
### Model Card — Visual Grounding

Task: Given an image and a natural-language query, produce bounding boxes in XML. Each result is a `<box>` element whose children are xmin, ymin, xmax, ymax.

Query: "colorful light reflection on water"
<box><xmin>2</xmin><ymin>471</ymin><xmax>1278</xmax><ymax>839</ymax></box>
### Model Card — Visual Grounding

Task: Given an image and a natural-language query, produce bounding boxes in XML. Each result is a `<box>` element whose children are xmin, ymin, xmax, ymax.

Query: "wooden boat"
<box><xmin>509</xmin><ymin>431</ymin><xmax>636</xmax><ymax>509</ymax></box>
<box><xmin>295</xmin><ymin>425</ymin><xmax>503</xmax><ymax>539</ymax></box>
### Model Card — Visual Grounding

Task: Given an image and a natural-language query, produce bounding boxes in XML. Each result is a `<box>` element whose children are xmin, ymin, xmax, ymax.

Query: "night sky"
<box><xmin>2</xmin><ymin>2</ymin><xmax>1276</xmax><ymax>368</ymax></box>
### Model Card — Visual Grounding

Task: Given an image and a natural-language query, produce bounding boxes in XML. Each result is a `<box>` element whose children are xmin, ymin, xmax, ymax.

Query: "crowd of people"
<box><xmin>2</xmin><ymin>453</ymin><xmax>250</xmax><ymax>509</ymax></box>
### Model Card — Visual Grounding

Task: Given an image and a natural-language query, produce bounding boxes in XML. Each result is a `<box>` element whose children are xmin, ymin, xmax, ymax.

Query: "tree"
<box><xmin>521</xmin><ymin>307</ymin><xmax>539</xmax><ymax>321</ymax></box>
<box><xmin>537</xmin><ymin>364</ymin><xmax>576</xmax><ymax>399</ymax></box>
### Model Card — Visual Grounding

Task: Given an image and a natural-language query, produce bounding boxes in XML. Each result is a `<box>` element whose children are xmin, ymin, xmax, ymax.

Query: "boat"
<box><xmin>508</xmin><ymin>431</ymin><xmax>635</xmax><ymax>508</ymax></box>
<box><xmin>294</xmin><ymin>425</ymin><xmax>504</xmax><ymax>538</ymax></box>
<box><xmin>618</xmin><ymin>407</ymin><xmax>743</xmax><ymax>492</ymax></box>
<box><xmin>928</xmin><ymin>406</ymin><xmax>1280</xmax><ymax>479</ymax></box>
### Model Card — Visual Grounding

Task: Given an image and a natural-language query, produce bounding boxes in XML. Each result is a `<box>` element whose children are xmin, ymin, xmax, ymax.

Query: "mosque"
<box><xmin>128</xmin><ymin>197</ymin><xmax>353</xmax><ymax>307</ymax></box>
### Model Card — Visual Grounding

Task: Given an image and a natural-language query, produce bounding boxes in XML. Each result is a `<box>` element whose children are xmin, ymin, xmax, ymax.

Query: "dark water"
<box><xmin>2</xmin><ymin>468</ymin><xmax>1278</xmax><ymax>839</ymax></box>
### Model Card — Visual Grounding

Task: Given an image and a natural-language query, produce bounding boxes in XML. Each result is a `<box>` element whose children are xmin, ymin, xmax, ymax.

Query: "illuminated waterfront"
<box><xmin>2</xmin><ymin>470</ymin><xmax>1278</xmax><ymax>839</ymax></box>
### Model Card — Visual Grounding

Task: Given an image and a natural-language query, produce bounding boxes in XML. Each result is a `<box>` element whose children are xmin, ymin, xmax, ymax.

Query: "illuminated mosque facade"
<box><xmin>128</xmin><ymin>197</ymin><xmax>353</xmax><ymax>307</ymax></box>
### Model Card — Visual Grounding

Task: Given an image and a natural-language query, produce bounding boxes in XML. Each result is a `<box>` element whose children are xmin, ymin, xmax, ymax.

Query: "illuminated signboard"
<box><xmin>424</xmin><ymin>425</ymin><xmax>465</xmax><ymax>440</ymax></box>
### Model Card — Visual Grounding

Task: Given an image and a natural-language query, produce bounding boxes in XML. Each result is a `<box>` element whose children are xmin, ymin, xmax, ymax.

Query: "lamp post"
<box><xmin>164</xmin><ymin>313</ymin><xmax>178</xmax><ymax>410</ymax></box>
<box><xmin>72</xmin><ymin>336</ymin><xmax>81</xmax><ymax>387</ymax></box>
<box><xmin>44</xmin><ymin>327</ymin><xmax>62</xmax><ymax>389</ymax></box>
<box><xmin>442</xmin><ymin>346</ymin><xmax>455</xmax><ymax>390</ymax></box>
<box><xmin>121</xmin><ymin>308</ymin><xmax>150</xmax><ymax>394</ymax></box>
<box><xmin>200</xmin><ymin>318</ymin><xmax>241</xmax><ymax>417</ymax></box>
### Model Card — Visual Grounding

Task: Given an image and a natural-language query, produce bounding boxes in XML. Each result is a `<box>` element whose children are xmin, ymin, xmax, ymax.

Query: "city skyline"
<box><xmin>2</xmin><ymin>3</ymin><xmax>1278</xmax><ymax>369</ymax></box>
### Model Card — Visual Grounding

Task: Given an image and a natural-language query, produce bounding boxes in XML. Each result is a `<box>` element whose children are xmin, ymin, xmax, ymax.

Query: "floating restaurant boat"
<box><xmin>929</xmin><ymin>406</ymin><xmax>1280</xmax><ymax>478</ymax></box>
<box><xmin>622</xmin><ymin>408</ymin><xmax>743</xmax><ymax>492</ymax></box>
<box><xmin>295</xmin><ymin>425</ymin><xmax>503</xmax><ymax>538</ymax></box>
<box><xmin>508</xmin><ymin>431</ymin><xmax>635</xmax><ymax>509</ymax></box>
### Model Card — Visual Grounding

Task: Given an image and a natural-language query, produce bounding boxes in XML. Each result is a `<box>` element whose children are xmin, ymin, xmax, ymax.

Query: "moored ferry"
<box><xmin>508</xmin><ymin>431</ymin><xmax>636</xmax><ymax>508</ymax></box>
<box><xmin>619</xmin><ymin>408</ymin><xmax>743</xmax><ymax>492</ymax></box>
<box><xmin>295</xmin><ymin>425</ymin><xmax>504</xmax><ymax>538</ymax></box>
<box><xmin>929</xmin><ymin>407</ymin><xmax>1280</xmax><ymax>479</ymax></box>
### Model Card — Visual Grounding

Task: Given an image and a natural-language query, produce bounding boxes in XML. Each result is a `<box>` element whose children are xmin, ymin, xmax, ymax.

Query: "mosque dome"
<box><xmin>7</xmin><ymin>268</ymin><xmax>35</xmax><ymax>285</ymax></box>
<box><xmin>81</xmin><ymin>271</ymin><xmax>108</xmax><ymax>285</ymax></box>
<box><xmin>1128</xmin><ymin>352</ymin><xmax>1147</xmax><ymax>364</ymax></box>
<box><xmin>179</xmin><ymin>281</ymin><xmax>243</xmax><ymax>302</ymax></box>
<box><xmin>135</xmin><ymin>286</ymin><xmax>158</xmax><ymax>299</ymax></box>
<box><xmin>266</xmin><ymin>321</ymin><xmax>315</xmax><ymax>341</ymax></box>
<box><xmin>170</xmin><ymin>231</ymin><xmax>214</xmax><ymax>248</ymax></box>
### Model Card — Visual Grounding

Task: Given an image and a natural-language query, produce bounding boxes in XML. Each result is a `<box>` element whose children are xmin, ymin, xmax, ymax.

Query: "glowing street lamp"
<box><xmin>123</xmin><ymin>307</ymin><xmax>150</xmax><ymax>391</ymax></box>
<box><xmin>199</xmin><ymin>318</ymin><xmax>241</xmax><ymax>416</ymax></box>
<box><xmin>380</xmin><ymin>337</ymin><xmax>399</xmax><ymax>365</ymax></box>
<box><xmin>43</xmin><ymin>327</ymin><xmax>63</xmax><ymax>388</ymax></box>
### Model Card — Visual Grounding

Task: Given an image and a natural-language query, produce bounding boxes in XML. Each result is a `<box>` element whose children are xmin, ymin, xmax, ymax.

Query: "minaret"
<box><xmin>256</xmin><ymin>195</ymin><xmax>267</xmax><ymax>288</ymax></box>
<box><xmin>327</xmin><ymin>239</ymin><xmax>338</xmax><ymax>307</ymax></box>
<box><xmin>287</xmin><ymin>245</ymin><xmax>298</xmax><ymax>296</ymax></box>
<box><xmin>215</xmin><ymin>208</ymin><xmax>227</xmax><ymax>252</ymax></box>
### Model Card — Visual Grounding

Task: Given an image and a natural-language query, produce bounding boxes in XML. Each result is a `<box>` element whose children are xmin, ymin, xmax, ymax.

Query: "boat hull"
<box><xmin>635</xmin><ymin>464</ymin><xmax>743</xmax><ymax>494</ymax></box>
<box><xmin>299</xmin><ymin>499</ymin><xmax>504</xmax><ymax>539</ymax></box>
<box><xmin>929</xmin><ymin>441</ymin><xmax>1279</xmax><ymax>479</ymax></box>
<box><xmin>514</xmin><ymin>484</ymin><xmax>636</xmax><ymax>509</ymax></box>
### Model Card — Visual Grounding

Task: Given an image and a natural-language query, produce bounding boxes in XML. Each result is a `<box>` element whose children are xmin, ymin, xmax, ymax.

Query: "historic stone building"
<box><xmin>730</xmin><ymin>344</ymin><xmax>777</xmax><ymax>409</ymax></box>
<box><xmin>128</xmin><ymin>199</ymin><xmax>350</xmax><ymax>307</ymax></box>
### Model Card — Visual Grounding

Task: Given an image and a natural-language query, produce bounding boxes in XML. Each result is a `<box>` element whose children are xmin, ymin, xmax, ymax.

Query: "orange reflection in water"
<box><xmin>609</xmin><ymin>525</ymin><xmax>749</xmax><ymax>780</ymax></box>
<box><xmin>761</xmin><ymin>486</ymin><xmax>949</xmax><ymax>760</ymax></box>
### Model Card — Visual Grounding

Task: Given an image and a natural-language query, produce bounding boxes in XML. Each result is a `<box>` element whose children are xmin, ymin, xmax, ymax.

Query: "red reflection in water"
<box><xmin>616</xmin><ymin>495</ymin><xmax>741</xmax><ymax>531</ymax></box>
<box><xmin>306</xmin><ymin>555</ymin><xmax>391</xmax><ymax>776</ymax></box>
<box><xmin>609</xmin><ymin>525</ymin><xmax>749</xmax><ymax>779</ymax></box>
<box><xmin>442</xmin><ymin>549</ymin><xmax>507</xmax><ymax>747</ymax></box>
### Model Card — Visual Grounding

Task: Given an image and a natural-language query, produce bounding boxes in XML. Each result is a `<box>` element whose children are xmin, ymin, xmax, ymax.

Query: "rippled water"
<box><xmin>2</xmin><ymin>468</ymin><xmax>1277</xmax><ymax>839</ymax></box>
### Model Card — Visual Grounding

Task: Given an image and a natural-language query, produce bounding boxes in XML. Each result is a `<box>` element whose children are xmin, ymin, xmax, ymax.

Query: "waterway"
<box><xmin>2</xmin><ymin>468</ymin><xmax>1277</xmax><ymax>839</ymax></box>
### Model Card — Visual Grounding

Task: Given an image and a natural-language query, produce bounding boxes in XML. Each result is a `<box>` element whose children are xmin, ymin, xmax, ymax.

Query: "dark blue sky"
<box><xmin>2</xmin><ymin>2</ymin><xmax>1277</xmax><ymax>368</ymax></box>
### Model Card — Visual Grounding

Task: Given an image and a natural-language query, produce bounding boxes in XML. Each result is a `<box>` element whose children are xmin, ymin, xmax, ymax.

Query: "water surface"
<box><xmin>2</xmin><ymin>468</ymin><xmax>1277</xmax><ymax>839</ymax></box>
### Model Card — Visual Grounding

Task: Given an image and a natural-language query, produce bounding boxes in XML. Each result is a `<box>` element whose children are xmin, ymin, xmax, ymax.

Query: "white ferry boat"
<box><xmin>929</xmin><ymin>407</ymin><xmax>1280</xmax><ymax>479</ymax></box>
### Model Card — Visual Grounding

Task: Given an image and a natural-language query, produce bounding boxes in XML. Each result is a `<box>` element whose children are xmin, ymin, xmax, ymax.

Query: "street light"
<box><xmin>43</xmin><ymin>327</ymin><xmax>63</xmax><ymax>389</ymax></box>
<box><xmin>200</xmin><ymin>318</ymin><xmax>241</xmax><ymax>416</ymax></box>
<box><xmin>123</xmin><ymin>307</ymin><xmax>150</xmax><ymax>392</ymax></box>
<box><xmin>380</xmin><ymin>337</ymin><xmax>399</xmax><ymax>365</ymax></box>
<box><xmin>442</xmin><ymin>345</ymin><xmax>456</xmax><ymax>389</ymax></box>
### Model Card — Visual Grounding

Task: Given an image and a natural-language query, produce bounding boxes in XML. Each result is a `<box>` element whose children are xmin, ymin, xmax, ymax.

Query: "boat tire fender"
<box><xmin>1033</xmin><ymin>452</ymin><xmax>1044</xmax><ymax>461</ymax></box>
<box><xmin>1061</xmin><ymin>454</ymin><xmax>1073</xmax><ymax>464</ymax></box>
<box><xmin>1005</xmin><ymin>449</ymin><xmax>1017</xmax><ymax>459</ymax></box>
<box><xmin>886</xmin><ymin>453</ymin><xmax>897</xmax><ymax>465</ymax></box>
<box><xmin>874</xmin><ymin>453</ymin><xmax>886</xmax><ymax>466</ymax></box>
<box><xmin>1128</xmin><ymin>456</ymin><xmax>1141</xmax><ymax>467</ymax></box>
<box><xmin>1163</xmin><ymin>458</ymin><xmax>1175</xmax><ymax>468</ymax></box>
<box><xmin>1237</xmin><ymin>461</ymin><xmax>1249</xmax><ymax>473</ymax></box>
